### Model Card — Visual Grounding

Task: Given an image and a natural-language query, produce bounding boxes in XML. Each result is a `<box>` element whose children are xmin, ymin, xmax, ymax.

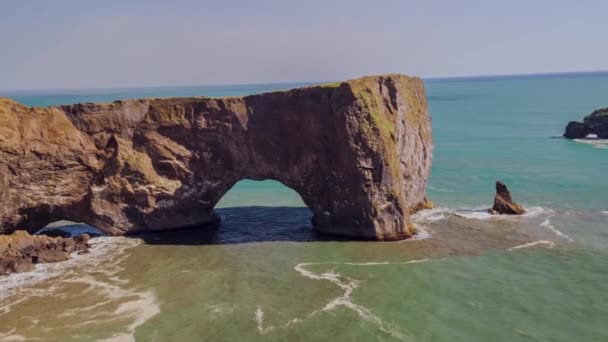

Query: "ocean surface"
<box><xmin>1</xmin><ymin>73</ymin><xmax>608</xmax><ymax>341</ymax></box>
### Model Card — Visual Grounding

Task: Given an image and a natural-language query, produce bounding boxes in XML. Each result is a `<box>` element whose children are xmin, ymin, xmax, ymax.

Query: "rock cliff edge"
<box><xmin>0</xmin><ymin>74</ymin><xmax>433</xmax><ymax>240</ymax></box>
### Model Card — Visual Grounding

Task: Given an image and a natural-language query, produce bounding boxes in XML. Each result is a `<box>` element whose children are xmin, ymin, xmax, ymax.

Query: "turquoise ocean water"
<box><xmin>1</xmin><ymin>73</ymin><xmax>607</xmax><ymax>341</ymax></box>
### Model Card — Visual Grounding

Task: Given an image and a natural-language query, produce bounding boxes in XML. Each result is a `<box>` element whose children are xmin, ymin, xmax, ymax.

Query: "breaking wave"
<box><xmin>573</xmin><ymin>138</ymin><xmax>608</xmax><ymax>149</ymax></box>
<box><xmin>412</xmin><ymin>205</ymin><xmax>550</xmax><ymax>223</ymax></box>
<box><xmin>0</xmin><ymin>237</ymin><xmax>160</xmax><ymax>341</ymax></box>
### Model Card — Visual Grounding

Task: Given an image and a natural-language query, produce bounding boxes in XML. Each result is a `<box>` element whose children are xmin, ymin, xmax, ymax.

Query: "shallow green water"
<box><xmin>1</xmin><ymin>73</ymin><xmax>607</xmax><ymax>341</ymax></box>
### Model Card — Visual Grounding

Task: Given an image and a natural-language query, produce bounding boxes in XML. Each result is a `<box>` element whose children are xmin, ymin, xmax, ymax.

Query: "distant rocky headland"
<box><xmin>564</xmin><ymin>107</ymin><xmax>608</xmax><ymax>139</ymax></box>
<box><xmin>0</xmin><ymin>74</ymin><xmax>433</xmax><ymax>247</ymax></box>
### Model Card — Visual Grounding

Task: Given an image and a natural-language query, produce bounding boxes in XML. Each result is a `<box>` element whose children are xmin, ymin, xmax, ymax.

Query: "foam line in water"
<box><xmin>455</xmin><ymin>206</ymin><xmax>548</xmax><ymax>220</ymax></box>
<box><xmin>507</xmin><ymin>240</ymin><xmax>556</xmax><ymax>251</ymax></box>
<box><xmin>0</xmin><ymin>328</ymin><xmax>39</xmax><ymax>341</ymax></box>
<box><xmin>409</xmin><ymin>226</ymin><xmax>431</xmax><ymax>240</ymax></box>
<box><xmin>255</xmin><ymin>259</ymin><xmax>429</xmax><ymax>340</ymax></box>
<box><xmin>573</xmin><ymin>139</ymin><xmax>608</xmax><ymax>149</ymax></box>
<box><xmin>540</xmin><ymin>217</ymin><xmax>574</xmax><ymax>242</ymax></box>
<box><xmin>255</xmin><ymin>307</ymin><xmax>275</xmax><ymax>334</ymax></box>
<box><xmin>411</xmin><ymin>207</ymin><xmax>449</xmax><ymax>222</ymax></box>
<box><xmin>411</xmin><ymin>206</ymin><xmax>551</xmax><ymax>223</ymax></box>
<box><xmin>0</xmin><ymin>237</ymin><xmax>138</xmax><ymax>302</ymax></box>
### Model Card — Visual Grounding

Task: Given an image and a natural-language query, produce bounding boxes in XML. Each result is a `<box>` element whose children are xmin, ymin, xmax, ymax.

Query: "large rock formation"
<box><xmin>564</xmin><ymin>107</ymin><xmax>608</xmax><ymax>139</ymax></box>
<box><xmin>0</xmin><ymin>74</ymin><xmax>433</xmax><ymax>241</ymax></box>
<box><xmin>490</xmin><ymin>181</ymin><xmax>526</xmax><ymax>215</ymax></box>
<box><xmin>0</xmin><ymin>231</ymin><xmax>89</xmax><ymax>275</ymax></box>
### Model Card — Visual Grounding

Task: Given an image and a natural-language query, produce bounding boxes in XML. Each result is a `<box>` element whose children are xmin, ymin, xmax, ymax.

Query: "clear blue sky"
<box><xmin>2</xmin><ymin>0</ymin><xmax>608</xmax><ymax>90</ymax></box>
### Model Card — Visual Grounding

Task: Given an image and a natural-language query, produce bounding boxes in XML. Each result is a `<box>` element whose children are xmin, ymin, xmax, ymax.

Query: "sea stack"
<box><xmin>490</xmin><ymin>181</ymin><xmax>526</xmax><ymax>215</ymax></box>
<box><xmin>564</xmin><ymin>107</ymin><xmax>608</xmax><ymax>139</ymax></box>
<box><xmin>0</xmin><ymin>74</ymin><xmax>433</xmax><ymax>241</ymax></box>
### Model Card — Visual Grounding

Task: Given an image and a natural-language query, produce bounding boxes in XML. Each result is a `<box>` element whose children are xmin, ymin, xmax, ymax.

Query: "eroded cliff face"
<box><xmin>0</xmin><ymin>74</ymin><xmax>433</xmax><ymax>240</ymax></box>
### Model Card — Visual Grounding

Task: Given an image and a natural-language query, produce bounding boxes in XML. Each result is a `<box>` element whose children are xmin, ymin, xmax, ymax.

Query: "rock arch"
<box><xmin>0</xmin><ymin>75</ymin><xmax>433</xmax><ymax>240</ymax></box>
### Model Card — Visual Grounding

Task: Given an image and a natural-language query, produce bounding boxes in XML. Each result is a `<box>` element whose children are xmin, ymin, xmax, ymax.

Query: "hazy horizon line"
<box><xmin>2</xmin><ymin>69</ymin><xmax>607</xmax><ymax>94</ymax></box>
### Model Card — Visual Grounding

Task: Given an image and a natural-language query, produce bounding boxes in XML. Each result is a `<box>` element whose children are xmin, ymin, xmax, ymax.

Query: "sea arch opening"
<box><xmin>16</xmin><ymin>204</ymin><xmax>106</xmax><ymax>238</ymax></box>
<box><xmin>216</xmin><ymin>179</ymin><xmax>307</xmax><ymax>209</ymax></box>
<box><xmin>211</xmin><ymin>179</ymin><xmax>316</xmax><ymax>243</ymax></box>
<box><xmin>35</xmin><ymin>221</ymin><xmax>105</xmax><ymax>238</ymax></box>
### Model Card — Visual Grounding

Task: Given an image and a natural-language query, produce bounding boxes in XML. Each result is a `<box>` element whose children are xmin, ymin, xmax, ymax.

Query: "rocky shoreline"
<box><xmin>0</xmin><ymin>231</ymin><xmax>90</xmax><ymax>275</ymax></box>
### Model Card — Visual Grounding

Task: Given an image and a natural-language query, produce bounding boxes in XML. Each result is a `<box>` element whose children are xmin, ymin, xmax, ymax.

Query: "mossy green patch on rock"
<box><xmin>320</xmin><ymin>81</ymin><xmax>343</xmax><ymax>88</ymax></box>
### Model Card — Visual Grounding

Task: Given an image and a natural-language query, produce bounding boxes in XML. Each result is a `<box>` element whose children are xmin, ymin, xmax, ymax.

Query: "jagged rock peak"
<box><xmin>490</xmin><ymin>181</ymin><xmax>526</xmax><ymax>215</ymax></box>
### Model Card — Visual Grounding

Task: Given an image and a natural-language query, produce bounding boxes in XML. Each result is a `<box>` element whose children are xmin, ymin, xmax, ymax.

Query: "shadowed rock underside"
<box><xmin>0</xmin><ymin>74</ymin><xmax>433</xmax><ymax>240</ymax></box>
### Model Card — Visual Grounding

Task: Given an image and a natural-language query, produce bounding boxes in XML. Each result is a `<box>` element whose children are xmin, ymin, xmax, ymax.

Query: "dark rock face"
<box><xmin>564</xmin><ymin>121</ymin><xmax>589</xmax><ymax>139</ymax></box>
<box><xmin>564</xmin><ymin>107</ymin><xmax>608</xmax><ymax>139</ymax></box>
<box><xmin>0</xmin><ymin>74</ymin><xmax>433</xmax><ymax>241</ymax></box>
<box><xmin>490</xmin><ymin>181</ymin><xmax>526</xmax><ymax>215</ymax></box>
<box><xmin>0</xmin><ymin>231</ymin><xmax>89</xmax><ymax>275</ymax></box>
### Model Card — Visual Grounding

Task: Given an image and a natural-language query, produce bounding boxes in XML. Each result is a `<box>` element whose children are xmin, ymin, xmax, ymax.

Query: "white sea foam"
<box><xmin>409</xmin><ymin>207</ymin><xmax>453</xmax><ymax>240</ymax></box>
<box><xmin>454</xmin><ymin>206</ymin><xmax>549</xmax><ymax>220</ymax></box>
<box><xmin>507</xmin><ymin>240</ymin><xmax>556</xmax><ymax>251</ymax></box>
<box><xmin>255</xmin><ymin>307</ymin><xmax>275</xmax><ymax>334</ymax></box>
<box><xmin>206</xmin><ymin>304</ymin><xmax>234</xmax><ymax>319</ymax></box>
<box><xmin>601</xmin><ymin>211</ymin><xmax>608</xmax><ymax>215</ymax></box>
<box><xmin>0</xmin><ymin>332</ymin><xmax>34</xmax><ymax>341</ymax></box>
<box><xmin>255</xmin><ymin>259</ymin><xmax>429</xmax><ymax>340</ymax></box>
<box><xmin>411</xmin><ymin>207</ymin><xmax>449</xmax><ymax>222</ymax></box>
<box><xmin>0</xmin><ymin>237</ymin><xmax>138</xmax><ymax>302</ymax></box>
<box><xmin>453</xmin><ymin>207</ymin><xmax>495</xmax><ymax>220</ymax></box>
<box><xmin>0</xmin><ymin>237</ymin><xmax>160</xmax><ymax>341</ymax></box>
<box><xmin>410</xmin><ymin>226</ymin><xmax>431</xmax><ymax>240</ymax></box>
<box><xmin>411</xmin><ymin>205</ymin><xmax>550</xmax><ymax>223</ymax></box>
<box><xmin>117</xmin><ymin>291</ymin><xmax>161</xmax><ymax>336</ymax></box>
<box><xmin>523</xmin><ymin>206</ymin><xmax>553</xmax><ymax>217</ymax></box>
<box><xmin>338</xmin><ymin>259</ymin><xmax>429</xmax><ymax>266</ymax></box>
<box><xmin>540</xmin><ymin>217</ymin><xmax>574</xmax><ymax>242</ymax></box>
<box><xmin>0</xmin><ymin>328</ymin><xmax>40</xmax><ymax>341</ymax></box>
<box><xmin>573</xmin><ymin>139</ymin><xmax>608</xmax><ymax>149</ymax></box>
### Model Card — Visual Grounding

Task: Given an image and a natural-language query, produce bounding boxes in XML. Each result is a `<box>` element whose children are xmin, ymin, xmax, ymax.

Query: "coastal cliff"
<box><xmin>0</xmin><ymin>74</ymin><xmax>433</xmax><ymax>241</ymax></box>
<box><xmin>564</xmin><ymin>107</ymin><xmax>608</xmax><ymax>139</ymax></box>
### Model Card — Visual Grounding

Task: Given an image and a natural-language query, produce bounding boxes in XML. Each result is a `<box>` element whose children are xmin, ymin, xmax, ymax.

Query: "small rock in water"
<box><xmin>489</xmin><ymin>181</ymin><xmax>526</xmax><ymax>215</ymax></box>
